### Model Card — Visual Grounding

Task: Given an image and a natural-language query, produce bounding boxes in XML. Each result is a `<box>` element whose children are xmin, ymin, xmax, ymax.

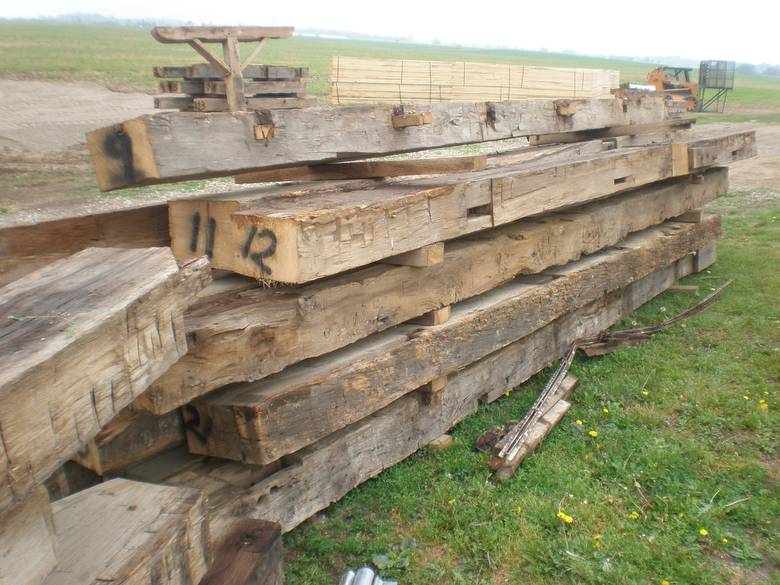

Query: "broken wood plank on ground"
<box><xmin>87</xmin><ymin>95</ymin><xmax>667</xmax><ymax>191</ymax></box>
<box><xmin>0</xmin><ymin>248</ymin><xmax>210</xmax><ymax>517</ymax></box>
<box><xmin>168</xmin><ymin>131</ymin><xmax>753</xmax><ymax>283</ymax></box>
<box><xmin>182</xmin><ymin>218</ymin><xmax>720</xmax><ymax>465</ymax></box>
<box><xmin>158</xmin><ymin>239</ymin><xmax>716</xmax><ymax>532</ymax></box>
<box><xmin>42</xmin><ymin>478</ymin><xmax>209</xmax><ymax>585</ymax></box>
<box><xmin>137</xmin><ymin>169</ymin><xmax>727</xmax><ymax>415</ymax></box>
<box><xmin>234</xmin><ymin>154</ymin><xmax>488</xmax><ymax>183</ymax></box>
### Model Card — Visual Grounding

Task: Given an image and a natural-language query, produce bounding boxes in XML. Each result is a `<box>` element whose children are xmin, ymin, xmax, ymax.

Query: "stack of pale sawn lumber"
<box><xmin>0</xmin><ymin>92</ymin><xmax>756</xmax><ymax>584</ymax></box>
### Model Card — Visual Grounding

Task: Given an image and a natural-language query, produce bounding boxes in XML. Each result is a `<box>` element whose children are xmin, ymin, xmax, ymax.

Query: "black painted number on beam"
<box><xmin>241</xmin><ymin>225</ymin><xmax>277</xmax><ymax>275</ymax></box>
<box><xmin>190</xmin><ymin>212</ymin><xmax>217</xmax><ymax>259</ymax></box>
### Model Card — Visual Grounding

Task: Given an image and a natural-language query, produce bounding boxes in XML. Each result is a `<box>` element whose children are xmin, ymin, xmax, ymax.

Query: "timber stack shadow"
<box><xmin>0</xmin><ymin>25</ymin><xmax>757</xmax><ymax>585</ymax></box>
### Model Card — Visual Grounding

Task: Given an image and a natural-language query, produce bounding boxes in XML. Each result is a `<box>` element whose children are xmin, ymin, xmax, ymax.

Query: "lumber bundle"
<box><xmin>86</xmin><ymin>94</ymin><xmax>667</xmax><ymax>190</ymax></box>
<box><xmin>331</xmin><ymin>56</ymin><xmax>620</xmax><ymax>104</ymax></box>
<box><xmin>137</xmin><ymin>219</ymin><xmax>718</xmax><ymax>532</ymax></box>
<box><xmin>169</xmin><ymin>131</ymin><xmax>754</xmax><ymax>283</ymax></box>
<box><xmin>140</xmin><ymin>167</ymin><xmax>728</xmax><ymax>414</ymax></box>
<box><xmin>182</xmin><ymin>217</ymin><xmax>721</xmax><ymax>465</ymax></box>
<box><xmin>0</xmin><ymin>248</ymin><xmax>210</xmax><ymax>517</ymax></box>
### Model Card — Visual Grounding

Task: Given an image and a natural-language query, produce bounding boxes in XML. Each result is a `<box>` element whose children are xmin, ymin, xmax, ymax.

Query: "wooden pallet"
<box><xmin>167</xmin><ymin>131</ymin><xmax>753</xmax><ymax>283</ymax></box>
<box><xmin>137</xmin><ymin>168</ymin><xmax>727</xmax><ymax>415</ymax></box>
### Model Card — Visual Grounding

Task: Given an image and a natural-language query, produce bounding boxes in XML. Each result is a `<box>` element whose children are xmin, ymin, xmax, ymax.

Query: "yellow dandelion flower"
<box><xmin>576</xmin><ymin>419</ymin><xmax>583</xmax><ymax>425</ymax></box>
<box><xmin>603</xmin><ymin>408</ymin><xmax>609</xmax><ymax>414</ymax></box>
<box><xmin>760</xmin><ymin>403</ymin><xmax>768</xmax><ymax>411</ymax></box>
<box><xmin>447</xmin><ymin>498</ymin><xmax>456</xmax><ymax>506</ymax></box>
<box><xmin>642</xmin><ymin>390</ymin><xmax>650</xmax><ymax>396</ymax></box>
<box><xmin>699</xmin><ymin>528</ymin><xmax>709</xmax><ymax>537</ymax></box>
<box><xmin>743</xmin><ymin>395</ymin><xmax>750</xmax><ymax>400</ymax></box>
<box><xmin>593</xmin><ymin>534</ymin><xmax>602</xmax><ymax>540</ymax></box>
<box><xmin>588</xmin><ymin>430</ymin><xmax>599</xmax><ymax>438</ymax></box>
<box><xmin>557</xmin><ymin>511</ymin><xmax>574</xmax><ymax>524</ymax></box>
<box><xmin>721</xmin><ymin>537</ymin><xmax>729</xmax><ymax>544</ymax></box>
<box><xmin>661</xmin><ymin>580</ymin><xmax>671</xmax><ymax>585</ymax></box>
<box><xmin>516</xmin><ymin>505</ymin><xmax>523</xmax><ymax>514</ymax></box>
<box><xmin>678</xmin><ymin>512</ymin><xmax>685</xmax><ymax>518</ymax></box>
<box><xmin>504</xmin><ymin>390</ymin><xmax>511</xmax><ymax>397</ymax></box>
<box><xmin>629</xmin><ymin>511</ymin><xmax>640</xmax><ymax>520</ymax></box>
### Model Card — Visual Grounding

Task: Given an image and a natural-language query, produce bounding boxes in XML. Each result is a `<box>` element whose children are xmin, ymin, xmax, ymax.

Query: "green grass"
<box><xmin>284</xmin><ymin>195</ymin><xmax>780</xmax><ymax>584</ymax></box>
<box><xmin>1</xmin><ymin>23</ymin><xmax>780</xmax><ymax>113</ymax></box>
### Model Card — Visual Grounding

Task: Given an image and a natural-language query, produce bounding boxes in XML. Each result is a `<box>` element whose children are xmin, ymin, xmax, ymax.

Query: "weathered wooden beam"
<box><xmin>234</xmin><ymin>155</ymin><xmax>487</xmax><ymax>183</ymax></box>
<box><xmin>87</xmin><ymin>95</ymin><xmax>667</xmax><ymax>191</ymax></box>
<box><xmin>384</xmin><ymin>242</ymin><xmax>445</xmax><ymax>267</ymax></box>
<box><xmin>0</xmin><ymin>487</ymin><xmax>56</xmax><ymax>585</ymax></box>
<box><xmin>42</xmin><ymin>478</ymin><xmax>209</xmax><ymax>585</ymax></box>
<box><xmin>152</xmin><ymin>26</ymin><xmax>294</xmax><ymax>43</ymax></box>
<box><xmin>0</xmin><ymin>203</ymin><xmax>169</xmax><ymax>287</ymax></box>
<box><xmin>168</xmin><ymin>132</ymin><xmax>752</xmax><ymax>283</ymax></box>
<box><xmin>528</xmin><ymin>118</ymin><xmax>694</xmax><ymax>145</ymax></box>
<box><xmin>198</xmin><ymin>519</ymin><xmax>284</xmax><ymax>585</ymax></box>
<box><xmin>137</xmin><ymin>169</ymin><xmax>727</xmax><ymax>415</ymax></box>
<box><xmin>184</xmin><ymin>218</ymin><xmax>720</xmax><ymax>465</ymax></box>
<box><xmin>71</xmin><ymin>409</ymin><xmax>184</xmax><ymax>476</ymax></box>
<box><xmin>153</xmin><ymin>64</ymin><xmax>308</xmax><ymax>80</ymax></box>
<box><xmin>164</xmin><ymin>237</ymin><xmax>716</xmax><ymax>533</ymax></box>
<box><xmin>160</xmin><ymin>79</ymin><xmax>306</xmax><ymax>95</ymax></box>
<box><xmin>0</xmin><ymin>248</ymin><xmax>210</xmax><ymax>517</ymax></box>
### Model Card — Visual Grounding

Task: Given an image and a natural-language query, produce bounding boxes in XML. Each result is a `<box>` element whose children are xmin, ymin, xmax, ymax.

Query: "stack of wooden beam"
<box><xmin>154</xmin><ymin>63</ymin><xmax>315</xmax><ymax>112</ymax></box>
<box><xmin>1</xmin><ymin>91</ymin><xmax>756</xmax><ymax>583</ymax></box>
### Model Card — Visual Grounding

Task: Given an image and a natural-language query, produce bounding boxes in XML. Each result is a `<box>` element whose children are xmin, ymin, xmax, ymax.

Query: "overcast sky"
<box><xmin>3</xmin><ymin>0</ymin><xmax>775</xmax><ymax>65</ymax></box>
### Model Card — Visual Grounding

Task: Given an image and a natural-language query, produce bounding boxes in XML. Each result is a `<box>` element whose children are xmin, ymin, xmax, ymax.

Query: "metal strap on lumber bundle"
<box><xmin>179</xmin><ymin>218</ymin><xmax>721</xmax><ymax>466</ymax></box>
<box><xmin>41</xmin><ymin>479</ymin><xmax>209</xmax><ymax>585</ymax></box>
<box><xmin>86</xmin><ymin>94</ymin><xmax>667</xmax><ymax>191</ymax></box>
<box><xmin>0</xmin><ymin>248</ymin><xmax>210</xmax><ymax>518</ymax></box>
<box><xmin>167</xmin><ymin>130</ymin><xmax>754</xmax><ymax>283</ymax></box>
<box><xmin>137</xmin><ymin>168</ymin><xmax>728</xmax><ymax>415</ymax></box>
<box><xmin>146</xmin><ymin>228</ymin><xmax>718</xmax><ymax>533</ymax></box>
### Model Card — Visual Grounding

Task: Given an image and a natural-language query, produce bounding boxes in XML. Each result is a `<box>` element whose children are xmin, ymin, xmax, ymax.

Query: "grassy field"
<box><xmin>1</xmin><ymin>23</ymin><xmax>780</xmax><ymax>123</ymax></box>
<box><xmin>285</xmin><ymin>194</ymin><xmax>780</xmax><ymax>584</ymax></box>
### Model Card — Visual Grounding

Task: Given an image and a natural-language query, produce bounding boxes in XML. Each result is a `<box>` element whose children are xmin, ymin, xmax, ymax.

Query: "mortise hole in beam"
<box><xmin>467</xmin><ymin>204</ymin><xmax>492</xmax><ymax>217</ymax></box>
<box><xmin>614</xmin><ymin>176</ymin><xmax>630</xmax><ymax>185</ymax></box>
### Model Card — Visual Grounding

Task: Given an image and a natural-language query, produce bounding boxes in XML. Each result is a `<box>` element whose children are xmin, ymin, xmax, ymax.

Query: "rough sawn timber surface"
<box><xmin>87</xmin><ymin>95</ymin><xmax>667</xmax><ymax>190</ymax></box>
<box><xmin>42</xmin><ymin>478</ymin><xmax>209</xmax><ymax>585</ymax></box>
<box><xmin>168</xmin><ymin>130</ymin><xmax>753</xmax><ymax>282</ymax></box>
<box><xmin>0</xmin><ymin>248</ymin><xmax>210</xmax><ymax>517</ymax></box>
<box><xmin>138</xmin><ymin>168</ymin><xmax>727</xmax><ymax>415</ymax></box>
<box><xmin>0</xmin><ymin>487</ymin><xmax>57</xmax><ymax>585</ymax></box>
<box><xmin>161</xmin><ymin>232</ymin><xmax>717</xmax><ymax>532</ymax></box>
<box><xmin>184</xmin><ymin>217</ymin><xmax>720</xmax><ymax>465</ymax></box>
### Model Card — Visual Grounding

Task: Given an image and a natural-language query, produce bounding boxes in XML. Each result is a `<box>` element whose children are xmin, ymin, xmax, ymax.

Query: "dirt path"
<box><xmin>0</xmin><ymin>79</ymin><xmax>154</xmax><ymax>153</ymax></box>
